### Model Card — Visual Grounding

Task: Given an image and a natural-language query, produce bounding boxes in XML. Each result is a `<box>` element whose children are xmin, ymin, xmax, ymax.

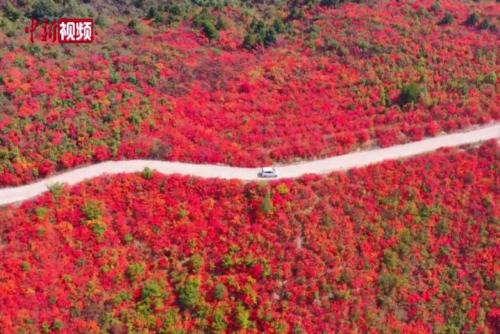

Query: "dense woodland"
<box><xmin>0</xmin><ymin>2</ymin><xmax>498</xmax><ymax>332</ymax></box>
<box><xmin>0</xmin><ymin>0</ymin><xmax>498</xmax><ymax>185</ymax></box>
<box><xmin>0</xmin><ymin>141</ymin><xmax>498</xmax><ymax>333</ymax></box>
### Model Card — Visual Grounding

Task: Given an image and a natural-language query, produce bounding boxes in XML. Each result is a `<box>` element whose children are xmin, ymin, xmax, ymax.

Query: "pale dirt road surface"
<box><xmin>0</xmin><ymin>123</ymin><xmax>498</xmax><ymax>206</ymax></box>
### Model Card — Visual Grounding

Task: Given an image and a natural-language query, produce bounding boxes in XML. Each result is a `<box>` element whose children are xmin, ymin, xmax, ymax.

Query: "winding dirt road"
<box><xmin>0</xmin><ymin>123</ymin><xmax>498</xmax><ymax>206</ymax></box>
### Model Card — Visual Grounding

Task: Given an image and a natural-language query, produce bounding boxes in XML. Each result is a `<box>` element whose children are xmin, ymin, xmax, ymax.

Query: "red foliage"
<box><xmin>0</xmin><ymin>141</ymin><xmax>498</xmax><ymax>333</ymax></box>
<box><xmin>0</xmin><ymin>0</ymin><xmax>498</xmax><ymax>186</ymax></box>
<box><xmin>38</xmin><ymin>160</ymin><xmax>54</xmax><ymax>177</ymax></box>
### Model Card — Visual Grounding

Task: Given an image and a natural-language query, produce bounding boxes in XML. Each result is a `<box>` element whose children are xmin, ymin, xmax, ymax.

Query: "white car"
<box><xmin>258</xmin><ymin>167</ymin><xmax>278</xmax><ymax>178</ymax></box>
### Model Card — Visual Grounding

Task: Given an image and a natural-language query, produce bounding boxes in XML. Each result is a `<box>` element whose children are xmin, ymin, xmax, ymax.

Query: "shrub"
<box><xmin>243</xmin><ymin>33</ymin><xmax>258</xmax><ymax>50</ymax></box>
<box><xmin>177</xmin><ymin>208</ymin><xmax>188</xmax><ymax>220</ymax></box>
<box><xmin>478</xmin><ymin>18</ymin><xmax>490</xmax><ymax>30</ymax></box>
<box><xmin>167</xmin><ymin>4</ymin><xmax>182</xmax><ymax>16</ymax></box>
<box><xmin>91</xmin><ymin>221</ymin><xmax>107</xmax><ymax>238</ymax></box>
<box><xmin>276</xmin><ymin>183</ymin><xmax>289</xmax><ymax>195</ymax></box>
<box><xmin>320</xmin><ymin>0</ymin><xmax>342</xmax><ymax>6</ymax></box>
<box><xmin>399</xmin><ymin>83</ymin><xmax>422</xmax><ymax>105</ymax></box>
<box><xmin>147</xmin><ymin>76</ymin><xmax>158</xmax><ymax>87</ymax></box>
<box><xmin>439</xmin><ymin>12</ymin><xmax>454</xmax><ymax>25</ymax></box>
<box><xmin>288</xmin><ymin>7</ymin><xmax>304</xmax><ymax>20</ymax></box>
<box><xmin>95</xmin><ymin>14</ymin><xmax>108</xmax><ymax>27</ymax></box>
<box><xmin>141</xmin><ymin>280</ymin><xmax>165</xmax><ymax>300</ymax></box>
<box><xmin>126</xmin><ymin>263</ymin><xmax>145</xmax><ymax>281</ymax></box>
<box><xmin>272</xmin><ymin>18</ymin><xmax>286</xmax><ymax>33</ymax></box>
<box><xmin>189</xmin><ymin>254</ymin><xmax>204</xmax><ymax>273</ymax></box>
<box><xmin>127</xmin><ymin>19</ymin><xmax>138</xmax><ymax>29</ymax></box>
<box><xmin>430</xmin><ymin>1</ymin><xmax>441</xmax><ymax>12</ymax></box>
<box><xmin>382</xmin><ymin>249</ymin><xmax>398</xmax><ymax>270</ymax></box>
<box><xmin>201</xmin><ymin>19</ymin><xmax>219</xmax><ymax>40</ymax></box>
<box><xmin>142</xmin><ymin>167</ymin><xmax>154</xmax><ymax>180</ymax></box>
<box><xmin>48</xmin><ymin>183</ymin><xmax>64</xmax><ymax>199</ymax></box>
<box><xmin>243</xmin><ymin>19</ymin><xmax>279</xmax><ymax>49</ymax></box>
<box><xmin>162</xmin><ymin>308</ymin><xmax>179</xmax><ymax>328</ymax></box>
<box><xmin>31</xmin><ymin>0</ymin><xmax>59</xmax><ymax>19</ymax></box>
<box><xmin>38</xmin><ymin>160</ymin><xmax>54</xmax><ymax>177</ymax></box>
<box><xmin>215</xmin><ymin>16</ymin><xmax>227</xmax><ymax>30</ymax></box>
<box><xmin>109</xmin><ymin>67</ymin><xmax>121</xmax><ymax>84</ymax></box>
<box><xmin>178</xmin><ymin>277</ymin><xmax>201</xmax><ymax>310</ymax></box>
<box><xmin>264</xmin><ymin>29</ymin><xmax>277</xmax><ymax>46</ymax></box>
<box><xmin>52</xmin><ymin>319</ymin><xmax>63</xmax><ymax>331</ymax></box>
<box><xmin>465</xmin><ymin>12</ymin><xmax>479</xmax><ymax>26</ymax></box>
<box><xmin>483</xmin><ymin>72</ymin><xmax>497</xmax><ymax>85</ymax></box>
<box><xmin>3</xmin><ymin>1</ymin><xmax>20</xmax><ymax>21</ymax></box>
<box><xmin>213</xmin><ymin>283</ymin><xmax>227</xmax><ymax>300</ymax></box>
<box><xmin>133</xmin><ymin>0</ymin><xmax>145</xmax><ymax>9</ymax></box>
<box><xmin>212</xmin><ymin>307</ymin><xmax>227</xmax><ymax>331</ymax></box>
<box><xmin>34</xmin><ymin>206</ymin><xmax>48</xmax><ymax>219</ymax></box>
<box><xmin>147</xmin><ymin>6</ymin><xmax>163</xmax><ymax>23</ymax></box>
<box><xmin>260</xmin><ymin>191</ymin><xmax>273</xmax><ymax>215</ymax></box>
<box><xmin>378</xmin><ymin>272</ymin><xmax>400</xmax><ymax>296</ymax></box>
<box><xmin>81</xmin><ymin>200</ymin><xmax>103</xmax><ymax>221</ymax></box>
<box><xmin>165</xmin><ymin>4</ymin><xmax>183</xmax><ymax>24</ymax></box>
<box><xmin>235</xmin><ymin>304</ymin><xmax>251</xmax><ymax>329</ymax></box>
<box><xmin>26</xmin><ymin>44</ymin><xmax>41</xmax><ymax>56</ymax></box>
<box><xmin>193</xmin><ymin>9</ymin><xmax>219</xmax><ymax>40</ymax></box>
<box><xmin>21</xmin><ymin>261</ymin><xmax>30</xmax><ymax>271</ymax></box>
<box><xmin>127</xmin><ymin>75</ymin><xmax>138</xmax><ymax>85</ymax></box>
<box><xmin>128</xmin><ymin>19</ymin><xmax>147</xmax><ymax>35</ymax></box>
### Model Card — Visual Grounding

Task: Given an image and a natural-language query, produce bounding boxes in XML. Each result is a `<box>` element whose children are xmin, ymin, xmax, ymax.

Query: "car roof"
<box><xmin>262</xmin><ymin>167</ymin><xmax>275</xmax><ymax>172</ymax></box>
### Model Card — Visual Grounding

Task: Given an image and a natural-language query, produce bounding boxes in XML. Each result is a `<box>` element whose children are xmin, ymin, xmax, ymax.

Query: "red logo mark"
<box><xmin>25</xmin><ymin>18</ymin><xmax>94</xmax><ymax>43</ymax></box>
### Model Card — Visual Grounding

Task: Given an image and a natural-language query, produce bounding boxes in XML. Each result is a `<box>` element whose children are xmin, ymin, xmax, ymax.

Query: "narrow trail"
<box><xmin>0</xmin><ymin>123</ymin><xmax>498</xmax><ymax>206</ymax></box>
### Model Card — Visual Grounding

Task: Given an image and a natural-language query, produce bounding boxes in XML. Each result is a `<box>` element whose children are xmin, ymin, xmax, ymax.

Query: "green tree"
<box><xmin>211</xmin><ymin>307</ymin><xmax>227</xmax><ymax>332</ymax></box>
<box><xmin>260</xmin><ymin>190</ymin><xmax>273</xmax><ymax>215</ymax></box>
<box><xmin>201</xmin><ymin>19</ymin><xmax>219</xmax><ymax>39</ymax></box>
<box><xmin>439</xmin><ymin>12</ymin><xmax>454</xmax><ymax>25</ymax></box>
<box><xmin>133</xmin><ymin>0</ymin><xmax>145</xmax><ymax>8</ymax></box>
<box><xmin>272</xmin><ymin>18</ymin><xmax>286</xmax><ymax>34</ymax></box>
<box><xmin>147</xmin><ymin>6</ymin><xmax>163</xmax><ymax>23</ymax></box>
<box><xmin>92</xmin><ymin>222</ymin><xmax>107</xmax><ymax>238</ymax></box>
<box><xmin>243</xmin><ymin>33</ymin><xmax>258</xmax><ymax>50</ymax></box>
<box><xmin>95</xmin><ymin>14</ymin><xmax>108</xmax><ymax>27</ymax></box>
<box><xmin>128</xmin><ymin>19</ymin><xmax>147</xmax><ymax>35</ymax></box>
<box><xmin>235</xmin><ymin>304</ymin><xmax>251</xmax><ymax>329</ymax></box>
<box><xmin>465</xmin><ymin>12</ymin><xmax>479</xmax><ymax>26</ymax></box>
<box><xmin>3</xmin><ymin>1</ymin><xmax>21</xmax><ymax>21</ymax></box>
<box><xmin>178</xmin><ymin>277</ymin><xmax>201</xmax><ymax>310</ymax></box>
<box><xmin>126</xmin><ymin>263</ymin><xmax>145</xmax><ymax>281</ymax></box>
<box><xmin>320</xmin><ymin>0</ymin><xmax>343</xmax><ymax>7</ymax></box>
<box><xmin>81</xmin><ymin>200</ymin><xmax>103</xmax><ymax>220</ymax></box>
<box><xmin>213</xmin><ymin>283</ymin><xmax>227</xmax><ymax>300</ymax></box>
<box><xmin>243</xmin><ymin>19</ymin><xmax>280</xmax><ymax>49</ymax></box>
<box><xmin>48</xmin><ymin>183</ymin><xmax>64</xmax><ymax>200</ymax></box>
<box><xmin>399</xmin><ymin>83</ymin><xmax>422</xmax><ymax>105</ymax></box>
<box><xmin>215</xmin><ymin>16</ymin><xmax>227</xmax><ymax>30</ymax></box>
<box><xmin>382</xmin><ymin>249</ymin><xmax>398</xmax><ymax>270</ymax></box>
<box><xmin>483</xmin><ymin>72</ymin><xmax>497</xmax><ymax>85</ymax></box>
<box><xmin>141</xmin><ymin>280</ymin><xmax>166</xmax><ymax>300</ymax></box>
<box><xmin>378</xmin><ymin>272</ymin><xmax>403</xmax><ymax>296</ymax></box>
<box><xmin>264</xmin><ymin>28</ymin><xmax>277</xmax><ymax>46</ymax></box>
<box><xmin>52</xmin><ymin>319</ymin><xmax>63</xmax><ymax>331</ymax></box>
<box><xmin>430</xmin><ymin>0</ymin><xmax>441</xmax><ymax>12</ymax></box>
<box><xmin>189</xmin><ymin>253</ymin><xmax>204</xmax><ymax>273</ymax></box>
<box><xmin>31</xmin><ymin>0</ymin><xmax>59</xmax><ymax>19</ymax></box>
<box><xmin>478</xmin><ymin>19</ymin><xmax>490</xmax><ymax>30</ymax></box>
<box><xmin>142</xmin><ymin>167</ymin><xmax>153</xmax><ymax>180</ymax></box>
<box><xmin>109</xmin><ymin>66</ymin><xmax>121</xmax><ymax>84</ymax></box>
